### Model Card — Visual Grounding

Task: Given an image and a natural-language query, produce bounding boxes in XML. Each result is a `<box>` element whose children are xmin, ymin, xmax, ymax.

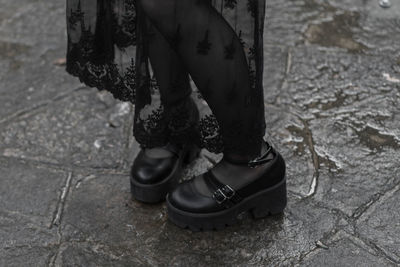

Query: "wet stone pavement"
<box><xmin>0</xmin><ymin>0</ymin><xmax>399</xmax><ymax>266</ymax></box>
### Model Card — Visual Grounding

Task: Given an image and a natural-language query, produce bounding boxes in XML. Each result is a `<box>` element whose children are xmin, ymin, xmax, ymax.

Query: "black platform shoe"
<box><xmin>130</xmin><ymin>142</ymin><xmax>201</xmax><ymax>204</ymax></box>
<box><xmin>166</xmin><ymin>140</ymin><xmax>286</xmax><ymax>231</ymax></box>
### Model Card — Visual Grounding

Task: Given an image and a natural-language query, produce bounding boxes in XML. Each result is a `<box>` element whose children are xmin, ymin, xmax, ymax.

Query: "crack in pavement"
<box><xmin>121</xmin><ymin>107</ymin><xmax>135</xmax><ymax>170</ymax></box>
<box><xmin>48</xmin><ymin>172</ymin><xmax>74</xmax><ymax>267</ymax></box>
<box><xmin>49</xmin><ymin>172</ymin><xmax>72</xmax><ymax>229</ymax></box>
<box><xmin>279</xmin><ymin>47</ymin><xmax>292</xmax><ymax>93</ymax></box>
<box><xmin>0</xmin><ymin>86</ymin><xmax>87</xmax><ymax>126</ymax></box>
<box><xmin>0</xmin><ymin>155</ymin><xmax>130</xmax><ymax>176</ymax></box>
<box><xmin>352</xmin><ymin>179</ymin><xmax>400</xmax><ymax>219</ymax></box>
<box><xmin>298</xmin><ymin>117</ymin><xmax>320</xmax><ymax>198</ymax></box>
<box><xmin>349</xmin><ymin>227</ymin><xmax>400</xmax><ymax>265</ymax></box>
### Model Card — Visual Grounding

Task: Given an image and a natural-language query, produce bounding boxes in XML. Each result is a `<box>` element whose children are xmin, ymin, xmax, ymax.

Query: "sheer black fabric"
<box><xmin>66</xmin><ymin>0</ymin><xmax>267</xmax><ymax>162</ymax></box>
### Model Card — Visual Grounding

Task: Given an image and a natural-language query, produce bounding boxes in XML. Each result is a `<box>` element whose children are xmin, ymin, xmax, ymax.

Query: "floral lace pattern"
<box><xmin>66</xmin><ymin>0</ymin><xmax>266</xmax><ymax>155</ymax></box>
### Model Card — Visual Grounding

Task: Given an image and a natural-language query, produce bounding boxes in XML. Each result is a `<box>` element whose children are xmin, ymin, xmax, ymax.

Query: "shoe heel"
<box><xmin>183</xmin><ymin>144</ymin><xmax>201</xmax><ymax>165</ymax></box>
<box><xmin>250</xmin><ymin>179</ymin><xmax>287</xmax><ymax>219</ymax></box>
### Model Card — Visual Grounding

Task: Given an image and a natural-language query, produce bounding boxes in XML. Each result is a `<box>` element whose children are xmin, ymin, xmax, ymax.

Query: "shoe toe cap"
<box><xmin>131</xmin><ymin>157</ymin><xmax>175</xmax><ymax>184</ymax></box>
<box><xmin>167</xmin><ymin>179</ymin><xmax>222</xmax><ymax>213</ymax></box>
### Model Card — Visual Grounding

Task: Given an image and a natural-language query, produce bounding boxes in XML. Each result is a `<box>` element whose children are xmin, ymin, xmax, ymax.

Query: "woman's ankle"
<box><xmin>222</xmin><ymin>139</ymin><xmax>272</xmax><ymax>166</ymax></box>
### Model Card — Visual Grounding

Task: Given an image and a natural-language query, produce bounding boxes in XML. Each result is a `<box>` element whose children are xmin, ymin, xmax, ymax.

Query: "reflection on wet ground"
<box><xmin>355</xmin><ymin>124</ymin><xmax>400</xmax><ymax>152</ymax></box>
<box><xmin>305</xmin><ymin>12</ymin><xmax>367</xmax><ymax>52</ymax></box>
<box><xmin>0</xmin><ymin>40</ymin><xmax>30</xmax><ymax>71</ymax></box>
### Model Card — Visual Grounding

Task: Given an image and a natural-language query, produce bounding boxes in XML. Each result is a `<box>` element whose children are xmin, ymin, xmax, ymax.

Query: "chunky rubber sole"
<box><xmin>166</xmin><ymin>176</ymin><xmax>287</xmax><ymax>231</ymax></box>
<box><xmin>130</xmin><ymin>144</ymin><xmax>201</xmax><ymax>204</ymax></box>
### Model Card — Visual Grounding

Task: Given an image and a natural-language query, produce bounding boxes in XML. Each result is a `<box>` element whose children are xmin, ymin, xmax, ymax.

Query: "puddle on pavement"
<box><xmin>304</xmin><ymin>90</ymin><xmax>348</xmax><ymax>111</ymax></box>
<box><xmin>286</xmin><ymin>123</ymin><xmax>342</xmax><ymax>173</ymax></box>
<box><xmin>0</xmin><ymin>40</ymin><xmax>30</xmax><ymax>70</ymax></box>
<box><xmin>318</xmin><ymin>152</ymin><xmax>342</xmax><ymax>173</ymax></box>
<box><xmin>286</xmin><ymin>124</ymin><xmax>308</xmax><ymax>155</ymax></box>
<box><xmin>304</xmin><ymin>11</ymin><xmax>367</xmax><ymax>53</ymax></box>
<box><xmin>355</xmin><ymin>125</ymin><xmax>400</xmax><ymax>152</ymax></box>
<box><xmin>298</xmin><ymin>0</ymin><xmax>337</xmax><ymax>19</ymax></box>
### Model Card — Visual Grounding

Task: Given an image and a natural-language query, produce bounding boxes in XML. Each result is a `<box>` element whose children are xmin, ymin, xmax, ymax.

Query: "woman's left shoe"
<box><xmin>166</xmin><ymin>140</ymin><xmax>286</xmax><ymax>231</ymax></box>
<box><xmin>130</xmin><ymin>142</ymin><xmax>201</xmax><ymax>204</ymax></box>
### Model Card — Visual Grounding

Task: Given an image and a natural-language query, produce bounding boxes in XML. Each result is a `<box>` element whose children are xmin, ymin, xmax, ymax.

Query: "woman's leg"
<box><xmin>130</xmin><ymin>9</ymin><xmax>203</xmax><ymax>204</ymax></box>
<box><xmin>134</xmin><ymin>10</ymin><xmax>201</xmax><ymax>153</ymax></box>
<box><xmin>139</xmin><ymin>15</ymin><xmax>195</xmax><ymax>158</ymax></box>
<box><xmin>137</xmin><ymin>0</ymin><xmax>266</xmax><ymax>163</ymax></box>
<box><xmin>145</xmin><ymin>15</ymin><xmax>193</xmax><ymax>109</ymax></box>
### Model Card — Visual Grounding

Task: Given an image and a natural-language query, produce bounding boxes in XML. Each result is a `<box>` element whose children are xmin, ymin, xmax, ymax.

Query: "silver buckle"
<box><xmin>212</xmin><ymin>185</ymin><xmax>235</xmax><ymax>204</ymax></box>
<box><xmin>221</xmin><ymin>185</ymin><xmax>235</xmax><ymax>198</ymax></box>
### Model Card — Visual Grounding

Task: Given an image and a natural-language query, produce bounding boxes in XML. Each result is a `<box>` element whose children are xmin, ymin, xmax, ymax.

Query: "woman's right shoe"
<box><xmin>166</xmin><ymin>140</ymin><xmax>287</xmax><ymax>231</ymax></box>
<box><xmin>130</xmin><ymin>142</ymin><xmax>201</xmax><ymax>204</ymax></box>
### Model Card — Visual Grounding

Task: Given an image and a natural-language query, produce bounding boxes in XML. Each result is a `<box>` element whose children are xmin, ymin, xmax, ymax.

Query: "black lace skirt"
<box><xmin>66</xmin><ymin>0</ymin><xmax>266</xmax><ymax>154</ymax></box>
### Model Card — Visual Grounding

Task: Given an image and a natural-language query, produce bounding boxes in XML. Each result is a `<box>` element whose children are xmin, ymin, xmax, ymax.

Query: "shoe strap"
<box><xmin>222</xmin><ymin>140</ymin><xmax>274</xmax><ymax>168</ymax></box>
<box><xmin>248</xmin><ymin>143</ymin><xmax>274</xmax><ymax>167</ymax></box>
<box><xmin>203</xmin><ymin>171</ymin><xmax>243</xmax><ymax>209</ymax></box>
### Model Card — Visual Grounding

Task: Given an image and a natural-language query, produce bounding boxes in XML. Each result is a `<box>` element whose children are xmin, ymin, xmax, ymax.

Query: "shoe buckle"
<box><xmin>212</xmin><ymin>185</ymin><xmax>235</xmax><ymax>204</ymax></box>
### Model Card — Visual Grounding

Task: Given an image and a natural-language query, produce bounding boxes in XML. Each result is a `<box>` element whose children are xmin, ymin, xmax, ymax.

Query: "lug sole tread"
<box><xmin>167</xmin><ymin>177</ymin><xmax>287</xmax><ymax>231</ymax></box>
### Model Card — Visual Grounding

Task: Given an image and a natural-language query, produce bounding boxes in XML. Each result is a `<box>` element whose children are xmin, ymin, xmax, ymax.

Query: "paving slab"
<box><xmin>299</xmin><ymin>231</ymin><xmax>396</xmax><ymax>266</ymax></box>
<box><xmin>0</xmin><ymin>157</ymin><xmax>63</xmax><ymax>265</ymax></box>
<box><xmin>0</xmin><ymin>0</ymin><xmax>82</xmax><ymax>119</ymax></box>
<box><xmin>0</xmin><ymin>157</ymin><xmax>67</xmax><ymax>225</ymax></box>
<box><xmin>0</xmin><ymin>246</ymin><xmax>55</xmax><ymax>267</ymax></box>
<box><xmin>0</xmin><ymin>89</ymin><xmax>133</xmax><ymax>168</ymax></box>
<box><xmin>356</xmin><ymin>183</ymin><xmax>400</xmax><ymax>263</ymax></box>
<box><xmin>279</xmin><ymin>46</ymin><xmax>400</xmax><ymax>215</ymax></box>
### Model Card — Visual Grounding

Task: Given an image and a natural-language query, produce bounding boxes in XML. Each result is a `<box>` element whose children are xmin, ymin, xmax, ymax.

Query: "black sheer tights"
<box><xmin>138</xmin><ymin>0</ymin><xmax>266</xmax><ymax>163</ymax></box>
